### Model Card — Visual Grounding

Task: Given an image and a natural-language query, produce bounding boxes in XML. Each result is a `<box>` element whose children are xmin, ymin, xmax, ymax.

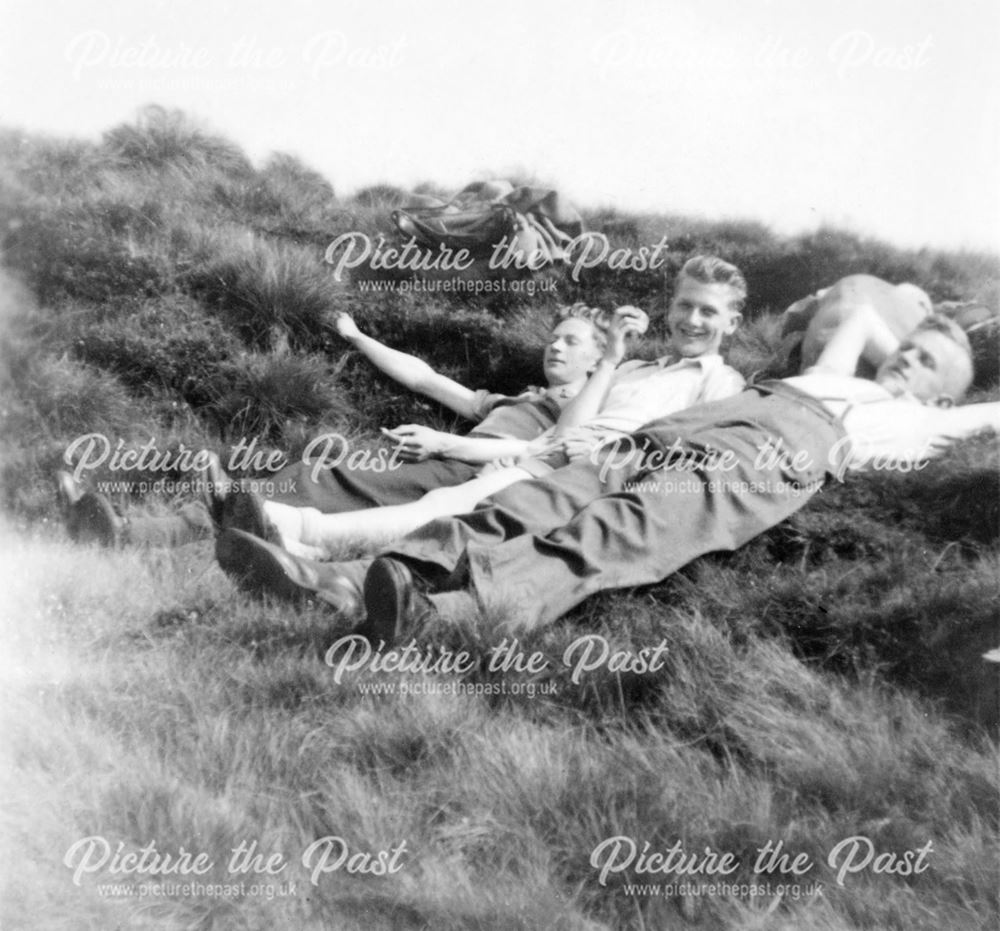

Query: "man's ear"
<box><xmin>929</xmin><ymin>394</ymin><xmax>955</xmax><ymax>409</ymax></box>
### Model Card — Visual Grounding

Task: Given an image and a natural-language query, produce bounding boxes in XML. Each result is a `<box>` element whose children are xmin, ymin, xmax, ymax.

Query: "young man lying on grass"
<box><xmin>215</xmin><ymin>295</ymin><xmax>999</xmax><ymax>643</ymax></box>
<box><xmin>59</xmin><ymin>256</ymin><xmax>747</xmax><ymax>548</ymax></box>
<box><xmin>57</xmin><ymin>301</ymin><xmax>614</xmax><ymax>545</ymax></box>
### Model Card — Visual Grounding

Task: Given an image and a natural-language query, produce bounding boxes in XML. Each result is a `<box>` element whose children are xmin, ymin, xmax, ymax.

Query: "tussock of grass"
<box><xmin>72</xmin><ymin>295</ymin><xmax>241</xmax><ymax>402</ymax></box>
<box><xmin>206</xmin><ymin>350</ymin><xmax>350</xmax><ymax>443</ymax></box>
<box><xmin>228</xmin><ymin>152</ymin><xmax>342</xmax><ymax>241</ymax></box>
<box><xmin>101</xmin><ymin>105</ymin><xmax>254</xmax><ymax>178</ymax></box>
<box><xmin>184</xmin><ymin>235</ymin><xmax>340</xmax><ymax>351</ymax></box>
<box><xmin>4</xmin><ymin>204</ymin><xmax>169</xmax><ymax>305</ymax></box>
<box><xmin>350</xmin><ymin>183</ymin><xmax>409</xmax><ymax>209</ymax></box>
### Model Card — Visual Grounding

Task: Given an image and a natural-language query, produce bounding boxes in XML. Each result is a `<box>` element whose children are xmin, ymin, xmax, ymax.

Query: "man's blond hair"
<box><xmin>553</xmin><ymin>302</ymin><xmax>609</xmax><ymax>350</ymax></box>
<box><xmin>676</xmin><ymin>255</ymin><xmax>748</xmax><ymax>312</ymax></box>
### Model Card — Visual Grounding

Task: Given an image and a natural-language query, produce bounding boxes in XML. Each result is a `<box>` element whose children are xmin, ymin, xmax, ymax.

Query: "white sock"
<box><xmin>262</xmin><ymin>501</ymin><xmax>304</xmax><ymax>548</ymax></box>
<box><xmin>298</xmin><ymin>507</ymin><xmax>329</xmax><ymax>548</ymax></box>
<box><xmin>284</xmin><ymin>538</ymin><xmax>329</xmax><ymax>560</ymax></box>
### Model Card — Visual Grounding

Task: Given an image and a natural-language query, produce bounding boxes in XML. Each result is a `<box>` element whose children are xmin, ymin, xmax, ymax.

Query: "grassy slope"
<box><xmin>1</xmin><ymin>107</ymin><xmax>997</xmax><ymax>930</ymax></box>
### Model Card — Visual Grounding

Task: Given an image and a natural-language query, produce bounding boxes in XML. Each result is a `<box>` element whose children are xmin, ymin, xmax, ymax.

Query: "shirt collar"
<box><xmin>650</xmin><ymin>352</ymin><xmax>723</xmax><ymax>371</ymax></box>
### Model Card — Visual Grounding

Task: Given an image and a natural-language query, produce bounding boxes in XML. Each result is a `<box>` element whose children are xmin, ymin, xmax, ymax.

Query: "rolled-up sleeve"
<box><xmin>469</xmin><ymin>389</ymin><xmax>506</xmax><ymax>421</ymax></box>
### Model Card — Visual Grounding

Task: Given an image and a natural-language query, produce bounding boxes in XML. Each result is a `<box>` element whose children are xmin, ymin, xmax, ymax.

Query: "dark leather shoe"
<box><xmin>357</xmin><ymin>557</ymin><xmax>437</xmax><ymax>646</ymax></box>
<box><xmin>218</xmin><ymin>481</ymin><xmax>282</xmax><ymax>545</ymax></box>
<box><xmin>66</xmin><ymin>491</ymin><xmax>124</xmax><ymax>547</ymax></box>
<box><xmin>216</xmin><ymin>528</ymin><xmax>363</xmax><ymax>616</ymax></box>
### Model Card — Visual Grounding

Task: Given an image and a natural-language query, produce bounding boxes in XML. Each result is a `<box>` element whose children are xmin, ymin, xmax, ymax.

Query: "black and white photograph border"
<box><xmin>1</xmin><ymin>1</ymin><xmax>998</xmax><ymax>929</ymax></box>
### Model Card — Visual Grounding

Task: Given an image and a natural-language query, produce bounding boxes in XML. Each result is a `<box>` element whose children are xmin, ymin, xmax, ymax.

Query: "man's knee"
<box><xmin>821</xmin><ymin>275</ymin><xmax>929</xmax><ymax>325</ymax></box>
<box><xmin>801</xmin><ymin>275</ymin><xmax>930</xmax><ymax>368</ymax></box>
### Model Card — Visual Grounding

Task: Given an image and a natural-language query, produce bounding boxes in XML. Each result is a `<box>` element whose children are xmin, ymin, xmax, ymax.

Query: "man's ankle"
<box><xmin>332</xmin><ymin>559</ymin><xmax>372</xmax><ymax>591</ymax></box>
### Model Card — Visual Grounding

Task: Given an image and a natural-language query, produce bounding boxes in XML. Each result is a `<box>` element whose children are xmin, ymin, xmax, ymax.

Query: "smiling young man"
<box><xmin>542</xmin><ymin>255</ymin><xmax>746</xmax><ymax>461</ymax></box>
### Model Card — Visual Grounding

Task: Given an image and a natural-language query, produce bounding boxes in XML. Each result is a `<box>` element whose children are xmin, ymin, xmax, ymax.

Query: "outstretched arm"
<box><xmin>334</xmin><ymin>312</ymin><xmax>479</xmax><ymax>419</ymax></box>
<box><xmin>805</xmin><ymin>304</ymin><xmax>900</xmax><ymax>376</ymax></box>
<box><xmin>925</xmin><ymin>402</ymin><xmax>1000</xmax><ymax>445</ymax></box>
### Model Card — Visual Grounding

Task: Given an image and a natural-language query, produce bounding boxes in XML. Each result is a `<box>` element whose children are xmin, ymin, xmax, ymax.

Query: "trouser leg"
<box><xmin>383</xmin><ymin>459</ymin><xmax>619</xmax><ymax>582</ymax></box>
<box><xmin>263</xmin><ymin>459</ymin><xmax>480</xmax><ymax>513</ymax></box>
<box><xmin>123</xmin><ymin>502</ymin><xmax>214</xmax><ymax>546</ymax></box>
<box><xmin>388</xmin><ymin>392</ymin><xmax>841</xmax><ymax>620</ymax></box>
<box><xmin>463</xmin><ymin>466</ymin><xmax>826</xmax><ymax>629</ymax></box>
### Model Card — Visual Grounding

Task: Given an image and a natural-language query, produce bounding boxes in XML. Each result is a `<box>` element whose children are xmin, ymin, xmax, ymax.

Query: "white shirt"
<box><xmin>785</xmin><ymin>372</ymin><xmax>1000</xmax><ymax>472</ymax></box>
<box><xmin>582</xmin><ymin>354</ymin><xmax>745</xmax><ymax>434</ymax></box>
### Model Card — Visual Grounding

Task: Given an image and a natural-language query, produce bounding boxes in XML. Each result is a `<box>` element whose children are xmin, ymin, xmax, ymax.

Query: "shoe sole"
<box><xmin>216</xmin><ymin>529</ymin><xmax>313</xmax><ymax>603</ymax></box>
<box><xmin>359</xmin><ymin>558</ymin><xmax>408</xmax><ymax>646</ymax></box>
<box><xmin>221</xmin><ymin>484</ymin><xmax>282</xmax><ymax>545</ymax></box>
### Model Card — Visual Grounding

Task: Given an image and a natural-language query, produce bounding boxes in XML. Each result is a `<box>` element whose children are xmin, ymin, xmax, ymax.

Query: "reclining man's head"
<box><xmin>667</xmin><ymin>255</ymin><xmax>746</xmax><ymax>358</ymax></box>
<box><xmin>874</xmin><ymin>313</ymin><xmax>974</xmax><ymax>405</ymax></box>
<box><xmin>542</xmin><ymin>304</ymin><xmax>608</xmax><ymax>386</ymax></box>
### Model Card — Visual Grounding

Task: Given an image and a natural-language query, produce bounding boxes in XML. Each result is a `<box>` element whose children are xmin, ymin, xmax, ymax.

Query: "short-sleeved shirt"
<box><xmin>466</xmin><ymin>388</ymin><xmax>562</xmax><ymax>440</ymax></box>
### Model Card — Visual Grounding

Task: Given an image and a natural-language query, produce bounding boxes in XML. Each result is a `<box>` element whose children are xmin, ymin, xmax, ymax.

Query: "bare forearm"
<box><xmin>809</xmin><ymin>305</ymin><xmax>900</xmax><ymax>376</ymax></box>
<box><xmin>435</xmin><ymin>435</ymin><xmax>533</xmax><ymax>464</ymax></box>
<box><xmin>554</xmin><ymin>359</ymin><xmax>618</xmax><ymax>435</ymax></box>
<box><xmin>934</xmin><ymin>401</ymin><xmax>1000</xmax><ymax>440</ymax></box>
<box><xmin>554</xmin><ymin>306</ymin><xmax>645</xmax><ymax>433</ymax></box>
<box><xmin>346</xmin><ymin>332</ymin><xmax>434</xmax><ymax>391</ymax></box>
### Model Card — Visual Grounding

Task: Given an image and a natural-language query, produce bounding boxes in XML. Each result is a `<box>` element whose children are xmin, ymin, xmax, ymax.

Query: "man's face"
<box><xmin>543</xmin><ymin>317</ymin><xmax>604</xmax><ymax>386</ymax></box>
<box><xmin>875</xmin><ymin>328</ymin><xmax>972</xmax><ymax>402</ymax></box>
<box><xmin>666</xmin><ymin>278</ymin><xmax>742</xmax><ymax>358</ymax></box>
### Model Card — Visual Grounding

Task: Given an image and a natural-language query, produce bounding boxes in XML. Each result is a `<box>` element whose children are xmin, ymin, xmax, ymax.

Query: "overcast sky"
<box><xmin>2</xmin><ymin>0</ymin><xmax>997</xmax><ymax>251</ymax></box>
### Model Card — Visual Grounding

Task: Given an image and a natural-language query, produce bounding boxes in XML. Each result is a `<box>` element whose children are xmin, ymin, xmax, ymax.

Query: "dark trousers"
<box><xmin>119</xmin><ymin>459</ymin><xmax>483</xmax><ymax>547</ymax></box>
<box><xmin>265</xmin><ymin>459</ymin><xmax>482</xmax><ymax>513</ymax></box>
<box><xmin>386</xmin><ymin>385</ymin><xmax>846</xmax><ymax>628</ymax></box>
<box><xmin>122</xmin><ymin>503</ymin><xmax>214</xmax><ymax>546</ymax></box>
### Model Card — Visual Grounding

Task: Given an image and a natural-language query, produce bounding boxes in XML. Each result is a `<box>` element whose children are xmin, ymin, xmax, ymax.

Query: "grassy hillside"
<box><xmin>1</xmin><ymin>106</ymin><xmax>997</xmax><ymax>930</ymax></box>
